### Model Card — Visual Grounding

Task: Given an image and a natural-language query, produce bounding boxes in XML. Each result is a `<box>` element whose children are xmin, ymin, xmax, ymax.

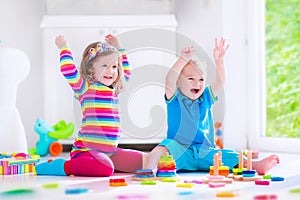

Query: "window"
<box><xmin>247</xmin><ymin>0</ymin><xmax>300</xmax><ymax>153</ymax></box>
<box><xmin>265</xmin><ymin>0</ymin><xmax>300</xmax><ymax>138</ymax></box>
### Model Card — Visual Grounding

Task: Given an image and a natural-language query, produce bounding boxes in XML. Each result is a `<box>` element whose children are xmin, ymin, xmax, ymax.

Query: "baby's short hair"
<box><xmin>189</xmin><ymin>55</ymin><xmax>208</xmax><ymax>79</ymax></box>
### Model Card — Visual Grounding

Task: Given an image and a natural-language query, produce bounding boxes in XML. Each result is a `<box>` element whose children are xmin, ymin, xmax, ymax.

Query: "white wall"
<box><xmin>0</xmin><ymin>0</ymin><xmax>248</xmax><ymax>150</ymax></box>
<box><xmin>0</xmin><ymin>0</ymin><xmax>46</xmax><ymax>148</ymax></box>
<box><xmin>221</xmin><ymin>0</ymin><xmax>248</xmax><ymax>150</ymax></box>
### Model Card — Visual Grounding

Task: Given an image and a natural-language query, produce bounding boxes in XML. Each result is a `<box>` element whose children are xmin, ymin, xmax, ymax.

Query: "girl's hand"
<box><xmin>55</xmin><ymin>35</ymin><xmax>67</xmax><ymax>49</ymax></box>
<box><xmin>105</xmin><ymin>34</ymin><xmax>121</xmax><ymax>49</ymax></box>
<box><xmin>213</xmin><ymin>37</ymin><xmax>229</xmax><ymax>63</ymax></box>
<box><xmin>180</xmin><ymin>45</ymin><xmax>196</xmax><ymax>62</ymax></box>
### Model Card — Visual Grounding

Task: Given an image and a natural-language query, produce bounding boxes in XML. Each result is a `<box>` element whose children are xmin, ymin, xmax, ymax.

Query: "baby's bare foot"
<box><xmin>252</xmin><ymin>154</ymin><xmax>280</xmax><ymax>175</ymax></box>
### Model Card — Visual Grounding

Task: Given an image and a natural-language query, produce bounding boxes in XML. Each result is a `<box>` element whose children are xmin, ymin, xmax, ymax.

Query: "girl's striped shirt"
<box><xmin>59</xmin><ymin>46</ymin><xmax>130</xmax><ymax>154</ymax></box>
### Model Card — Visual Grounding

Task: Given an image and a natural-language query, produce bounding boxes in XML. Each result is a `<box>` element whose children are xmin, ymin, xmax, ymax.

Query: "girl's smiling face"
<box><xmin>177</xmin><ymin>62</ymin><xmax>206</xmax><ymax>100</ymax></box>
<box><xmin>92</xmin><ymin>52</ymin><xmax>119</xmax><ymax>86</ymax></box>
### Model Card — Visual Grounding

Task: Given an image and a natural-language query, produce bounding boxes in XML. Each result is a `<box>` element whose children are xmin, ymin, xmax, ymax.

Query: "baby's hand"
<box><xmin>180</xmin><ymin>46</ymin><xmax>195</xmax><ymax>62</ymax></box>
<box><xmin>105</xmin><ymin>34</ymin><xmax>121</xmax><ymax>49</ymax></box>
<box><xmin>213</xmin><ymin>37</ymin><xmax>229</xmax><ymax>63</ymax></box>
<box><xmin>55</xmin><ymin>35</ymin><xmax>67</xmax><ymax>49</ymax></box>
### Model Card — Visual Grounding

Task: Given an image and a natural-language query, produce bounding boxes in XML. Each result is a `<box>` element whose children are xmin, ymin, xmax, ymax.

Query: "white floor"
<box><xmin>1</xmin><ymin>152</ymin><xmax>300</xmax><ymax>200</ymax></box>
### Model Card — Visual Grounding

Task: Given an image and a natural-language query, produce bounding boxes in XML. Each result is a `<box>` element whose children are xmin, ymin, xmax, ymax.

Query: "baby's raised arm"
<box><xmin>211</xmin><ymin>37</ymin><xmax>229</xmax><ymax>95</ymax></box>
<box><xmin>165</xmin><ymin>46</ymin><xmax>195</xmax><ymax>100</ymax></box>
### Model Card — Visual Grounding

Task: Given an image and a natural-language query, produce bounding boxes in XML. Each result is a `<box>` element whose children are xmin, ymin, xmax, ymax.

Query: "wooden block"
<box><xmin>209</xmin><ymin>182</ymin><xmax>226</xmax><ymax>188</ymax></box>
<box><xmin>216</xmin><ymin>191</ymin><xmax>238</xmax><ymax>197</ymax></box>
<box><xmin>132</xmin><ymin>176</ymin><xmax>180</xmax><ymax>182</ymax></box>
<box><xmin>176</xmin><ymin>183</ymin><xmax>195</xmax><ymax>188</ymax></box>
<box><xmin>131</xmin><ymin>177</ymin><xmax>158</xmax><ymax>181</ymax></box>
<box><xmin>202</xmin><ymin>177</ymin><xmax>233</xmax><ymax>184</ymax></box>
<box><xmin>255</xmin><ymin>180</ymin><xmax>270</xmax><ymax>185</ymax></box>
<box><xmin>233</xmin><ymin>175</ymin><xmax>261</xmax><ymax>182</ymax></box>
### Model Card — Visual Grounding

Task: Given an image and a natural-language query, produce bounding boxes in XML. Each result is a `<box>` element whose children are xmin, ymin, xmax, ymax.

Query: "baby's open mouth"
<box><xmin>191</xmin><ymin>88</ymin><xmax>199</xmax><ymax>94</ymax></box>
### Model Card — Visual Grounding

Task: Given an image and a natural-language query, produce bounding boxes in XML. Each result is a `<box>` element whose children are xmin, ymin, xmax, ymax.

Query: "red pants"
<box><xmin>66</xmin><ymin>148</ymin><xmax>144</xmax><ymax>177</ymax></box>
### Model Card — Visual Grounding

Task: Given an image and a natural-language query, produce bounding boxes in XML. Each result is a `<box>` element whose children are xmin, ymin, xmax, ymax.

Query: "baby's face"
<box><xmin>177</xmin><ymin>63</ymin><xmax>206</xmax><ymax>100</ymax></box>
<box><xmin>92</xmin><ymin>52</ymin><xmax>119</xmax><ymax>86</ymax></box>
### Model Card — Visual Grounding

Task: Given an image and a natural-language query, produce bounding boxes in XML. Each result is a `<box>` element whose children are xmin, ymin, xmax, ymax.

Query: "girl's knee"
<box><xmin>152</xmin><ymin>146</ymin><xmax>169</xmax><ymax>155</ymax></box>
<box><xmin>69</xmin><ymin>152</ymin><xmax>114</xmax><ymax>177</ymax></box>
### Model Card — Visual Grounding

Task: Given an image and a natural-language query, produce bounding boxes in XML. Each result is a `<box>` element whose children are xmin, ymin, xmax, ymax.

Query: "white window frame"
<box><xmin>247</xmin><ymin>0</ymin><xmax>300</xmax><ymax>153</ymax></box>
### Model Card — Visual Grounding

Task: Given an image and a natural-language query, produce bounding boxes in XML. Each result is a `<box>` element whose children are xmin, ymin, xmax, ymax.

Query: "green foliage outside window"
<box><xmin>265</xmin><ymin>0</ymin><xmax>300</xmax><ymax>137</ymax></box>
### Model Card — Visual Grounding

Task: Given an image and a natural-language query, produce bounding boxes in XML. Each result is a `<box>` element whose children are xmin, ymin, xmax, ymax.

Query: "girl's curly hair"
<box><xmin>80</xmin><ymin>42</ymin><xmax>124</xmax><ymax>93</ymax></box>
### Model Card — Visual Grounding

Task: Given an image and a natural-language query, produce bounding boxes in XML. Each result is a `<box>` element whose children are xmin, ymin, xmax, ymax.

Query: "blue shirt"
<box><xmin>165</xmin><ymin>86</ymin><xmax>218</xmax><ymax>147</ymax></box>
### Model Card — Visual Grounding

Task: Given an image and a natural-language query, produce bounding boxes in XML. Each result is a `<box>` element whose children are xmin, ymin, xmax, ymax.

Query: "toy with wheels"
<box><xmin>28</xmin><ymin>118</ymin><xmax>74</xmax><ymax>157</ymax></box>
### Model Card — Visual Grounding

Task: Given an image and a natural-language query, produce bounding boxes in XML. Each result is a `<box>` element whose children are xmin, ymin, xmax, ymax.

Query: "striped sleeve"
<box><xmin>118</xmin><ymin>48</ymin><xmax>131</xmax><ymax>82</ymax></box>
<box><xmin>59</xmin><ymin>47</ymin><xmax>88</xmax><ymax>96</ymax></box>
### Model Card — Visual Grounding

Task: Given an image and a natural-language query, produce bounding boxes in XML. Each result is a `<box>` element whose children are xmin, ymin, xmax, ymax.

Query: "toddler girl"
<box><xmin>36</xmin><ymin>34</ymin><xmax>145</xmax><ymax>176</ymax></box>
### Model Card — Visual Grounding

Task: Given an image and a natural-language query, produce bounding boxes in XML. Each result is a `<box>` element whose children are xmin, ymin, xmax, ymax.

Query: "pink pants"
<box><xmin>66</xmin><ymin>148</ymin><xmax>144</xmax><ymax>177</ymax></box>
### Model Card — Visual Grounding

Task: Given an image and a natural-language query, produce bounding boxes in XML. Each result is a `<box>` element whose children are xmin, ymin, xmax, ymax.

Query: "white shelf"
<box><xmin>41</xmin><ymin>15</ymin><xmax>177</xmax><ymax>28</ymax></box>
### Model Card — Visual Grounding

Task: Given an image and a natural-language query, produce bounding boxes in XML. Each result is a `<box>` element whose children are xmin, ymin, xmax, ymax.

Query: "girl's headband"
<box><xmin>88</xmin><ymin>42</ymin><xmax>117</xmax><ymax>61</ymax></box>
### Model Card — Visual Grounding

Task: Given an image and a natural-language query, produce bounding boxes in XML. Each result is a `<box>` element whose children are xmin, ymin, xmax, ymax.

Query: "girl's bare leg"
<box><xmin>110</xmin><ymin>148</ymin><xmax>145</xmax><ymax>173</ymax></box>
<box><xmin>145</xmin><ymin>146</ymin><xmax>169</xmax><ymax>170</ymax></box>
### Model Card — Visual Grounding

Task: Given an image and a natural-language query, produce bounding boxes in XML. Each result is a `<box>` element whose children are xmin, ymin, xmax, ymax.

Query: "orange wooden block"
<box><xmin>109</xmin><ymin>178</ymin><xmax>128</xmax><ymax>187</ymax></box>
<box><xmin>209</xmin><ymin>166</ymin><xmax>230</xmax><ymax>176</ymax></box>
